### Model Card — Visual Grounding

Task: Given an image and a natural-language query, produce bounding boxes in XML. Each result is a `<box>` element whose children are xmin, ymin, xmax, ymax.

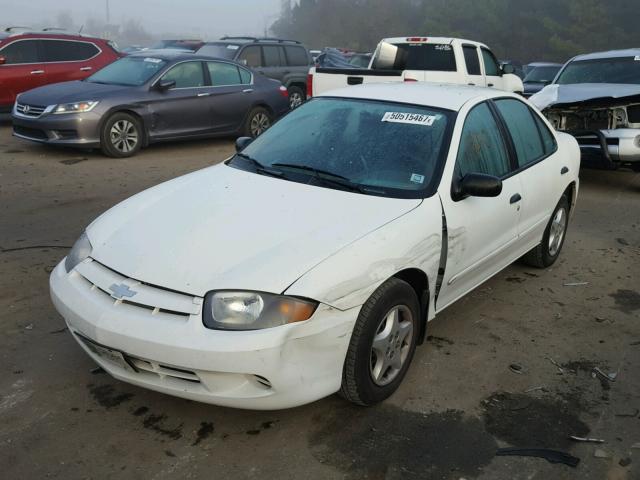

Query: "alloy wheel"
<box><xmin>110</xmin><ymin>120</ymin><xmax>138</xmax><ymax>154</ymax></box>
<box><xmin>548</xmin><ymin>207</ymin><xmax>567</xmax><ymax>256</ymax></box>
<box><xmin>250</xmin><ymin>113</ymin><xmax>271</xmax><ymax>137</ymax></box>
<box><xmin>289</xmin><ymin>92</ymin><xmax>304</xmax><ymax>109</ymax></box>
<box><xmin>369</xmin><ymin>305</ymin><xmax>414</xmax><ymax>386</ymax></box>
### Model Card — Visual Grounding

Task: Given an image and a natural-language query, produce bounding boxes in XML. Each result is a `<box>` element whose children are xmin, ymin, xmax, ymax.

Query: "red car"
<box><xmin>0</xmin><ymin>29</ymin><xmax>121</xmax><ymax>112</ymax></box>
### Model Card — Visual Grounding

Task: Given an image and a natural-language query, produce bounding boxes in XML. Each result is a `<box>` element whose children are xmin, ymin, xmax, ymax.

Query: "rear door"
<box><xmin>205</xmin><ymin>61</ymin><xmax>254</xmax><ymax>132</ymax></box>
<box><xmin>41</xmin><ymin>39</ymin><xmax>102</xmax><ymax>83</ymax></box>
<box><xmin>283</xmin><ymin>45</ymin><xmax>311</xmax><ymax>85</ymax></box>
<box><xmin>492</xmin><ymin>98</ymin><xmax>561</xmax><ymax>246</ymax></box>
<box><xmin>462</xmin><ymin>44</ymin><xmax>486</xmax><ymax>87</ymax></box>
<box><xmin>436</xmin><ymin>101</ymin><xmax>522</xmax><ymax>311</ymax></box>
<box><xmin>480</xmin><ymin>47</ymin><xmax>504</xmax><ymax>90</ymax></box>
<box><xmin>147</xmin><ymin>61</ymin><xmax>213</xmax><ymax>138</ymax></box>
<box><xmin>238</xmin><ymin>45</ymin><xmax>264</xmax><ymax>75</ymax></box>
<box><xmin>260</xmin><ymin>45</ymin><xmax>286</xmax><ymax>83</ymax></box>
<box><xmin>0</xmin><ymin>39</ymin><xmax>46</xmax><ymax>107</ymax></box>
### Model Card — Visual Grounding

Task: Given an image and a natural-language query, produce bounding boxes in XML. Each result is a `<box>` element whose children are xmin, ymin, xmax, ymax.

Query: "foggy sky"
<box><xmin>0</xmin><ymin>0</ymin><xmax>283</xmax><ymax>38</ymax></box>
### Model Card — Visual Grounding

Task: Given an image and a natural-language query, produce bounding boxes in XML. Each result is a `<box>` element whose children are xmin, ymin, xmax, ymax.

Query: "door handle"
<box><xmin>242</xmin><ymin>88</ymin><xmax>254</xmax><ymax>93</ymax></box>
<box><xmin>488</xmin><ymin>83</ymin><xmax>494</xmax><ymax>87</ymax></box>
<box><xmin>197</xmin><ymin>92</ymin><xmax>211</xmax><ymax>97</ymax></box>
<box><xmin>561</xmin><ymin>166</ymin><xmax>569</xmax><ymax>175</ymax></box>
<box><xmin>80</xmin><ymin>66</ymin><xmax>92</xmax><ymax>71</ymax></box>
<box><xmin>468</xmin><ymin>83</ymin><xmax>476</xmax><ymax>86</ymax></box>
<box><xmin>510</xmin><ymin>193</ymin><xmax>522</xmax><ymax>204</ymax></box>
<box><xmin>30</xmin><ymin>70</ymin><xmax>44</xmax><ymax>75</ymax></box>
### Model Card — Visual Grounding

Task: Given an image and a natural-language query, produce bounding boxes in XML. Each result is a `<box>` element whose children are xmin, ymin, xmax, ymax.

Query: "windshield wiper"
<box><xmin>233</xmin><ymin>153</ymin><xmax>284</xmax><ymax>178</ymax></box>
<box><xmin>271</xmin><ymin>162</ymin><xmax>370</xmax><ymax>193</ymax></box>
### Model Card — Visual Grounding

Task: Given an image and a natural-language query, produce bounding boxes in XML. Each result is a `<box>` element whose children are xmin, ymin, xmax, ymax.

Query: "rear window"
<box><xmin>41</xmin><ymin>40</ymin><xmax>99</xmax><ymax>62</ymax></box>
<box><xmin>0</xmin><ymin>39</ymin><xmax>39</xmax><ymax>64</ymax></box>
<box><xmin>197</xmin><ymin>43</ymin><xmax>239</xmax><ymax>60</ymax></box>
<box><xmin>284</xmin><ymin>46</ymin><xmax>309</xmax><ymax>66</ymax></box>
<box><xmin>462</xmin><ymin>46</ymin><xmax>481</xmax><ymax>75</ymax></box>
<box><xmin>372</xmin><ymin>42</ymin><xmax>456</xmax><ymax>72</ymax></box>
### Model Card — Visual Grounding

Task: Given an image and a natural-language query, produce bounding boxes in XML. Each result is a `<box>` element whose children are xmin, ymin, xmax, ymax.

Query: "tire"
<box><xmin>522</xmin><ymin>195</ymin><xmax>570</xmax><ymax>268</ymax></box>
<box><xmin>243</xmin><ymin>107</ymin><xmax>272</xmax><ymax>138</ymax></box>
<box><xmin>288</xmin><ymin>86</ymin><xmax>305</xmax><ymax>109</ymax></box>
<box><xmin>340</xmin><ymin>277</ymin><xmax>420</xmax><ymax>406</ymax></box>
<box><xmin>100</xmin><ymin>112</ymin><xmax>142</xmax><ymax>158</ymax></box>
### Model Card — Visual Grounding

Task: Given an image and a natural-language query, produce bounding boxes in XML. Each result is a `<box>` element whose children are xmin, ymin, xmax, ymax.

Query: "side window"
<box><xmin>161</xmin><ymin>61</ymin><xmax>205</xmax><ymax>88</ymax></box>
<box><xmin>532</xmin><ymin>112</ymin><xmax>558</xmax><ymax>155</ymax></box>
<box><xmin>238</xmin><ymin>67</ymin><xmax>252</xmax><ymax>84</ymax></box>
<box><xmin>0</xmin><ymin>40</ymin><xmax>40</xmax><ymax>64</ymax></box>
<box><xmin>262</xmin><ymin>46</ymin><xmax>284</xmax><ymax>67</ymax></box>
<box><xmin>456</xmin><ymin>102</ymin><xmax>511</xmax><ymax>178</ymax></box>
<box><xmin>207</xmin><ymin>62</ymin><xmax>241</xmax><ymax>86</ymax></box>
<box><xmin>238</xmin><ymin>46</ymin><xmax>262</xmax><ymax>68</ymax></box>
<box><xmin>41</xmin><ymin>40</ymin><xmax>99</xmax><ymax>62</ymax></box>
<box><xmin>462</xmin><ymin>45</ymin><xmax>481</xmax><ymax>75</ymax></box>
<box><xmin>495</xmin><ymin>99</ymin><xmax>545</xmax><ymax>167</ymax></box>
<box><xmin>481</xmin><ymin>48</ymin><xmax>501</xmax><ymax>76</ymax></box>
<box><xmin>284</xmin><ymin>46</ymin><xmax>309</xmax><ymax>66</ymax></box>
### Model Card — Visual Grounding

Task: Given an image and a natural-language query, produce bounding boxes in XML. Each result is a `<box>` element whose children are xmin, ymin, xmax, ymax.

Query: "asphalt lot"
<box><xmin>1</xmin><ymin>123</ymin><xmax>639</xmax><ymax>480</ymax></box>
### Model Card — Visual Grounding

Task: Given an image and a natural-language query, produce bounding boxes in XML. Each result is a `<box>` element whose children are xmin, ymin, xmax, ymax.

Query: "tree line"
<box><xmin>272</xmin><ymin>0</ymin><xmax>640</xmax><ymax>62</ymax></box>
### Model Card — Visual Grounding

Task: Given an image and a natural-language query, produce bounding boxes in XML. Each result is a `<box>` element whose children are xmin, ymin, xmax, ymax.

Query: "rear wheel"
<box><xmin>244</xmin><ymin>107</ymin><xmax>272</xmax><ymax>138</ymax></box>
<box><xmin>340</xmin><ymin>277</ymin><xmax>419</xmax><ymax>406</ymax></box>
<box><xmin>288</xmin><ymin>86</ymin><xmax>305</xmax><ymax>109</ymax></box>
<box><xmin>522</xmin><ymin>195</ymin><xmax>570</xmax><ymax>268</ymax></box>
<box><xmin>100</xmin><ymin>112</ymin><xmax>142</xmax><ymax>158</ymax></box>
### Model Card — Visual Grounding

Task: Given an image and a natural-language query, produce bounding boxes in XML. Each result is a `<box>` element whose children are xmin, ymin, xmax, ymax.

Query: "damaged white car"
<box><xmin>50</xmin><ymin>83</ymin><xmax>580</xmax><ymax>410</ymax></box>
<box><xmin>530</xmin><ymin>48</ymin><xmax>640</xmax><ymax>171</ymax></box>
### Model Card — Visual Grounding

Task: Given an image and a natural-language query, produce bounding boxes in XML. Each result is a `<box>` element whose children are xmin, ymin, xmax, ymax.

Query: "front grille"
<box><xmin>15</xmin><ymin>102</ymin><xmax>47</xmax><ymax>118</ymax></box>
<box><xmin>126</xmin><ymin>355</ymin><xmax>202</xmax><ymax>384</ymax></box>
<box><xmin>627</xmin><ymin>105</ymin><xmax>640</xmax><ymax>124</ymax></box>
<box><xmin>13</xmin><ymin>125</ymin><xmax>48</xmax><ymax>140</ymax></box>
<box><xmin>74</xmin><ymin>258</ymin><xmax>203</xmax><ymax>320</ymax></box>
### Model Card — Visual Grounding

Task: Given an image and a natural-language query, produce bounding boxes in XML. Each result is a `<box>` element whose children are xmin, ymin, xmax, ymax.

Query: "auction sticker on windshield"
<box><xmin>382</xmin><ymin>112</ymin><xmax>437</xmax><ymax>126</ymax></box>
<box><xmin>144</xmin><ymin>58</ymin><xmax>163</xmax><ymax>63</ymax></box>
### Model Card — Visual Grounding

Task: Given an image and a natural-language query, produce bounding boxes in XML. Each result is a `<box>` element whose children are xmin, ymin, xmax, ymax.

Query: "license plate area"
<box><xmin>76</xmin><ymin>333</ymin><xmax>137</xmax><ymax>373</ymax></box>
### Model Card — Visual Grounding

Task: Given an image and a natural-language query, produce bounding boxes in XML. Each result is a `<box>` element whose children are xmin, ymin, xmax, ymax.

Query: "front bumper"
<box><xmin>570</xmin><ymin>129</ymin><xmax>640</xmax><ymax>165</ymax></box>
<box><xmin>12</xmin><ymin>110</ymin><xmax>102</xmax><ymax>147</ymax></box>
<box><xmin>49</xmin><ymin>260</ymin><xmax>358</xmax><ymax>410</ymax></box>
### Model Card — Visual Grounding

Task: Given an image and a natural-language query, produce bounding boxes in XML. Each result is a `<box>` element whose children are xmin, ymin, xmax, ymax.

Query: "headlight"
<box><xmin>203</xmin><ymin>291</ymin><xmax>318</xmax><ymax>330</ymax></box>
<box><xmin>65</xmin><ymin>232</ymin><xmax>93</xmax><ymax>272</ymax></box>
<box><xmin>53</xmin><ymin>101</ymin><xmax>99</xmax><ymax>114</ymax></box>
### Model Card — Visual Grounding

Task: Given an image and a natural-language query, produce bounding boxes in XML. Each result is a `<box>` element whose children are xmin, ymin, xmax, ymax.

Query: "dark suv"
<box><xmin>0</xmin><ymin>28</ymin><xmax>121</xmax><ymax>112</ymax></box>
<box><xmin>197</xmin><ymin>37</ymin><xmax>312</xmax><ymax>108</ymax></box>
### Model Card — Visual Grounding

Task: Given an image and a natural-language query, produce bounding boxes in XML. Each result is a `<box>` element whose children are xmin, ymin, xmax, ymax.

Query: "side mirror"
<box><xmin>156</xmin><ymin>79</ymin><xmax>176</xmax><ymax>91</ymax></box>
<box><xmin>235</xmin><ymin>136</ymin><xmax>253</xmax><ymax>152</ymax></box>
<box><xmin>0</xmin><ymin>56</ymin><xmax>6</xmax><ymax>65</ymax></box>
<box><xmin>452</xmin><ymin>173</ymin><xmax>503</xmax><ymax>201</ymax></box>
<box><xmin>501</xmin><ymin>64</ymin><xmax>515</xmax><ymax>75</ymax></box>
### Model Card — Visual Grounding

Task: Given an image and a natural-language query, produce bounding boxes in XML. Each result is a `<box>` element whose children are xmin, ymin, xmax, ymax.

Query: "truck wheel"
<box><xmin>244</xmin><ymin>107</ymin><xmax>272</xmax><ymax>138</ymax></box>
<box><xmin>100</xmin><ymin>112</ymin><xmax>142</xmax><ymax>158</ymax></box>
<box><xmin>522</xmin><ymin>195</ymin><xmax>569</xmax><ymax>268</ymax></box>
<box><xmin>340</xmin><ymin>277</ymin><xmax>419</xmax><ymax>406</ymax></box>
<box><xmin>288</xmin><ymin>86</ymin><xmax>305</xmax><ymax>109</ymax></box>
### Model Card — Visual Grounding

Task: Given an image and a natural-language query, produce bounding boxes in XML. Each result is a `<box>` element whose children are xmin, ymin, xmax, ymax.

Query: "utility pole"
<box><xmin>106</xmin><ymin>0</ymin><xmax>110</xmax><ymax>25</ymax></box>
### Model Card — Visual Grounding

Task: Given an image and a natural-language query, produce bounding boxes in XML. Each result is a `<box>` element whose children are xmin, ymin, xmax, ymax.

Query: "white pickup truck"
<box><xmin>308</xmin><ymin>37</ymin><xmax>524</xmax><ymax>97</ymax></box>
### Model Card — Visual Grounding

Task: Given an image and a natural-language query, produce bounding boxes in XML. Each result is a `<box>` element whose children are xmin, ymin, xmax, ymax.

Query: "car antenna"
<box><xmin>78</xmin><ymin>24</ymin><xmax>84</xmax><ymax>34</ymax></box>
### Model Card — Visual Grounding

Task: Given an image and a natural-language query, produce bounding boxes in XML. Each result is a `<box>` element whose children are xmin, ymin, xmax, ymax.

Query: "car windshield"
<box><xmin>524</xmin><ymin>66</ymin><xmax>561</xmax><ymax>83</ymax></box>
<box><xmin>196</xmin><ymin>43</ymin><xmax>239</xmax><ymax>59</ymax></box>
<box><xmin>233</xmin><ymin>97</ymin><xmax>454</xmax><ymax>198</ymax></box>
<box><xmin>556</xmin><ymin>56</ymin><xmax>640</xmax><ymax>85</ymax></box>
<box><xmin>86</xmin><ymin>56</ymin><xmax>168</xmax><ymax>86</ymax></box>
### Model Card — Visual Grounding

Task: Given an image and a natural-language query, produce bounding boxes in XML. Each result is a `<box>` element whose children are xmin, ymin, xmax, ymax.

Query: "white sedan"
<box><xmin>50</xmin><ymin>83</ymin><xmax>580</xmax><ymax>410</ymax></box>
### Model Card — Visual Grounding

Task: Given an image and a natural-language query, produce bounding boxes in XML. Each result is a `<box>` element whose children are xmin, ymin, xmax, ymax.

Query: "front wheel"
<box><xmin>100</xmin><ymin>112</ymin><xmax>142</xmax><ymax>158</ymax></box>
<box><xmin>244</xmin><ymin>107</ymin><xmax>272</xmax><ymax>138</ymax></box>
<box><xmin>522</xmin><ymin>195</ymin><xmax>570</xmax><ymax>268</ymax></box>
<box><xmin>340</xmin><ymin>278</ymin><xmax>420</xmax><ymax>406</ymax></box>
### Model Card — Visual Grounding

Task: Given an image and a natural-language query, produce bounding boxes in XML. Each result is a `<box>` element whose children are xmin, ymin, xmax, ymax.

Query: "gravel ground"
<box><xmin>1</xmin><ymin>124</ymin><xmax>639</xmax><ymax>480</ymax></box>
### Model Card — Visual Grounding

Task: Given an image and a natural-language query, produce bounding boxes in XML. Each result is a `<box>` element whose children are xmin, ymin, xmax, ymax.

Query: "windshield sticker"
<box><xmin>434</xmin><ymin>44</ymin><xmax>452</xmax><ymax>51</ymax></box>
<box><xmin>635</xmin><ymin>55</ymin><xmax>640</xmax><ymax>61</ymax></box>
<box><xmin>382</xmin><ymin>112</ymin><xmax>437</xmax><ymax>126</ymax></box>
<box><xmin>227</xmin><ymin>45</ymin><xmax>240</xmax><ymax>50</ymax></box>
<box><xmin>410</xmin><ymin>173</ymin><xmax>425</xmax><ymax>184</ymax></box>
<box><xmin>144</xmin><ymin>58</ymin><xmax>163</xmax><ymax>63</ymax></box>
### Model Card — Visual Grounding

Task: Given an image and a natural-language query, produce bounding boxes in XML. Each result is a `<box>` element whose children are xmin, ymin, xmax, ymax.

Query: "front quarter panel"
<box><xmin>285</xmin><ymin>196</ymin><xmax>442</xmax><ymax>315</ymax></box>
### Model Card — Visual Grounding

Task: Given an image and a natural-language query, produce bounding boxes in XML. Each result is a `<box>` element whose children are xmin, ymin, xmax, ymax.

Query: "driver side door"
<box><xmin>436</xmin><ymin>101</ymin><xmax>522</xmax><ymax>311</ymax></box>
<box><xmin>147</xmin><ymin>61</ymin><xmax>213</xmax><ymax>139</ymax></box>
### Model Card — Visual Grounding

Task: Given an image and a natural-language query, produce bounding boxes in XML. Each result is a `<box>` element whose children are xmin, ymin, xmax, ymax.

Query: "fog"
<box><xmin>0</xmin><ymin>0</ymin><xmax>283</xmax><ymax>43</ymax></box>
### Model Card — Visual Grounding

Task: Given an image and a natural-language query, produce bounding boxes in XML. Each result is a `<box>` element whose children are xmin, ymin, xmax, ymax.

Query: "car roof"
<box><xmin>381</xmin><ymin>36</ymin><xmax>489</xmax><ymax>49</ymax></box>
<box><xmin>319</xmin><ymin>83</ymin><xmax>515</xmax><ymax>111</ymax></box>
<box><xmin>572</xmin><ymin>48</ymin><xmax>640</xmax><ymax>61</ymax></box>
<box><xmin>128</xmin><ymin>50</ymin><xmax>239</xmax><ymax>63</ymax></box>
<box><xmin>0</xmin><ymin>31</ymin><xmax>107</xmax><ymax>42</ymax></box>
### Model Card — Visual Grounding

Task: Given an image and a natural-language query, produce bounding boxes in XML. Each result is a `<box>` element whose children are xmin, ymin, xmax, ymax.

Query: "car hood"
<box><xmin>86</xmin><ymin>164</ymin><xmax>422</xmax><ymax>297</ymax></box>
<box><xmin>18</xmin><ymin>80</ymin><xmax>132</xmax><ymax>105</ymax></box>
<box><xmin>530</xmin><ymin>83</ymin><xmax>640</xmax><ymax>110</ymax></box>
<box><xmin>523</xmin><ymin>82</ymin><xmax>547</xmax><ymax>96</ymax></box>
